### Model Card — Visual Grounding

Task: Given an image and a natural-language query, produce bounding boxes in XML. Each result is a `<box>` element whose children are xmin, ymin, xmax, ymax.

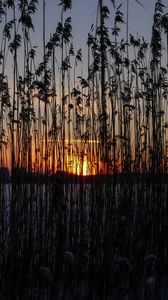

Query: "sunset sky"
<box><xmin>1</xmin><ymin>0</ymin><xmax>168</xmax><ymax>174</ymax></box>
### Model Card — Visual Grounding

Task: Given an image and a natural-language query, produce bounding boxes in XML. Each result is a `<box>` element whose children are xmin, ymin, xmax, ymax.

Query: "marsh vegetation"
<box><xmin>0</xmin><ymin>0</ymin><xmax>168</xmax><ymax>298</ymax></box>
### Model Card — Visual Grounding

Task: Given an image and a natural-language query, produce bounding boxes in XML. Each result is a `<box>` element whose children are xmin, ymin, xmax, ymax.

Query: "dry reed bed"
<box><xmin>0</xmin><ymin>0</ymin><xmax>168</xmax><ymax>299</ymax></box>
<box><xmin>0</xmin><ymin>0</ymin><xmax>168</xmax><ymax>173</ymax></box>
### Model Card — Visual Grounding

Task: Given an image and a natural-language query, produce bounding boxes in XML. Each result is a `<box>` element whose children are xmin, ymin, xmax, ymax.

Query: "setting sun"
<box><xmin>67</xmin><ymin>156</ymin><xmax>89</xmax><ymax>176</ymax></box>
<box><xmin>83</xmin><ymin>160</ymin><xmax>87</xmax><ymax>176</ymax></box>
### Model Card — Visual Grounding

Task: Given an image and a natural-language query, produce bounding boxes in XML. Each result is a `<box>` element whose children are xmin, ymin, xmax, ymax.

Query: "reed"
<box><xmin>0</xmin><ymin>0</ymin><xmax>168</xmax><ymax>299</ymax></box>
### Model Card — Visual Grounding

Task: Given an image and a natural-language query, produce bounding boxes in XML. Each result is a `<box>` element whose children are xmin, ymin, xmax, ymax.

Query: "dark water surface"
<box><xmin>1</xmin><ymin>178</ymin><xmax>168</xmax><ymax>299</ymax></box>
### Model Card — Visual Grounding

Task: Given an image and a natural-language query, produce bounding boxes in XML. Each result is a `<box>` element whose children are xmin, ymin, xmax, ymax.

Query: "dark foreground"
<box><xmin>0</xmin><ymin>176</ymin><xmax>168</xmax><ymax>299</ymax></box>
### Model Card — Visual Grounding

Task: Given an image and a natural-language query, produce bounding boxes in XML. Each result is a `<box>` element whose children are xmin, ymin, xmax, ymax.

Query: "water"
<box><xmin>0</xmin><ymin>179</ymin><xmax>168</xmax><ymax>299</ymax></box>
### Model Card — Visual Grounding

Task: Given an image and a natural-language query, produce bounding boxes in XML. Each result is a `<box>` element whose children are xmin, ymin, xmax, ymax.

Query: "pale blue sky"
<box><xmin>29</xmin><ymin>0</ymin><xmax>167</xmax><ymax>66</ymax></box>
<box><xmin>33</xmin><ymin>0</ymin><xmax>156</xmax><ymax>45</ymax></box>
<box><xmin>41</xmin><ymin>0</ymin><xmax>165</xmax><ymax>45</ymax></box>
<box><xmin>1</xmin><ymin>0</ymin><xmax>167</xmax><ymax>80</ymax></box>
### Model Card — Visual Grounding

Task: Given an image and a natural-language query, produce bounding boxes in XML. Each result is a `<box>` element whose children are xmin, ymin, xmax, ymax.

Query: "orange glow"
<box><xmin>66</xmin><ymin>156</ymin><xmax>95</xmax><ymax>176</ymax></box>
<box><xmin>83</xmin><ymin>160</ymin><xmax>87</xmax><ymax>176</ymax></box>
<box><xmin>1</xmin><ymin>138</ymin><xmax>106</xmax><ymax>176</ymax></box>
<box><xmin>75</xmin><ymin>158</ymin><xmax>89</xmax><ymax>176</ymax></box>
<box><xmin>65</xmin><ymin>157</ymin><xmax>88</xmax><ymax>176</ymax></box>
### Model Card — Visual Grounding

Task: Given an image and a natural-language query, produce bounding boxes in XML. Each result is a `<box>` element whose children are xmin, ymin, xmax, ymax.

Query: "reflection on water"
<box><xmin>1</xmin><ymin>179</ymin><xmax>168</xmax><ymax>299</ymax></box>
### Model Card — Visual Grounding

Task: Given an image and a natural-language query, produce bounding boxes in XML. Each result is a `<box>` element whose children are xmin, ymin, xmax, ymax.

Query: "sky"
<box><xmin>1</xmin><ymin>0</ymin><xmax>168</xmax><ymax>171</ymax></box>
<box><xmin>33</xmin><ymin>0</ymin><xmax>166</xmax><ymax>52</ymax></box>
<box><xmin>1</xmin><ymin>0</ymin><xmax>168</xmax><ymax>83</ymax></box>
<box><xmin>43</xmin><ymin>0</ymin><xmax>160</xmax><ymax>40</ymax></box>
<box><xmin>18</xmin><ymin>0</ymin><xmax>166</xmax><ymax>75</ymax></box>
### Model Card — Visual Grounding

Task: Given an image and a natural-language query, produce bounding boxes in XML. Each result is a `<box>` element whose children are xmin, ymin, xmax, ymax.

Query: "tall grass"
<box><xmin>0</xmin><ymin>0</ymin><xmax>167</xmax><ymax>175</ymax></box>
<box><xmin>0</xmin><ymin>0</ymin><xmax>168</xmax><ymax>299</ymax></box>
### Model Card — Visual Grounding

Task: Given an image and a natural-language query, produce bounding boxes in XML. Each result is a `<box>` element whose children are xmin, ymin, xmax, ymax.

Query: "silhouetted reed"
<box><xmin>0</xmin><ymin>0</ymin><xmax>168</xmax><ymax>299</ymax></box>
